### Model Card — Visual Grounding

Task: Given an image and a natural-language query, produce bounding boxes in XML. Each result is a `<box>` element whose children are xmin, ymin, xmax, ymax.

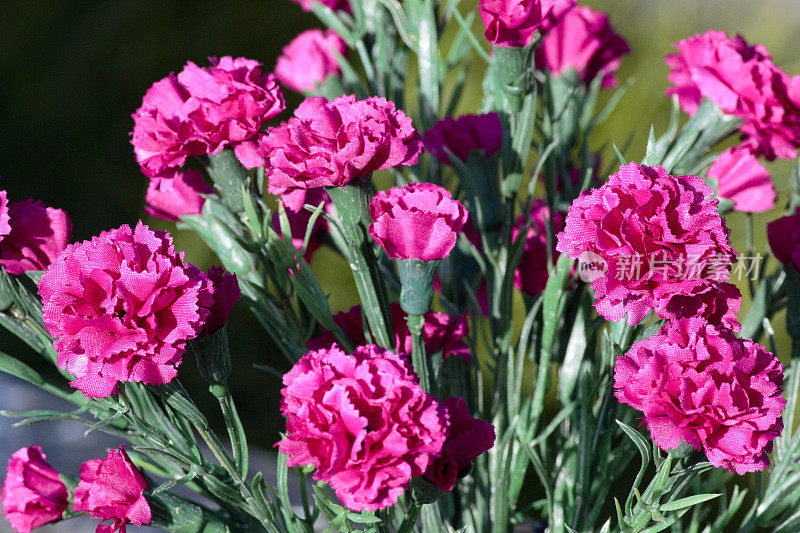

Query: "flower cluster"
<box><xmin>478</xmin><ymin>0</ymin><xmax>576</xmax><ymax>48</ymax></box>
<box><xmin>263</xmin><ymin>95</ymin><xmax>422</xmax><ymax>211</ymax></box>
<box><xmin>615</xmin><ymin>318</ymin><xmax>785</xmax><ymax>474</ymax></box>
<box><xmin>666</xmin><ymin>30</ymin><xmax>800</xmax><ymax>160</ymax></box>
<box><xmin>275</xmin><ymin>29</ymin><xmax>346</xmax><ymax>93</ymax></box>
<box><xmin>277</xmin><ymin>344</ymin><xmax>447</xmax><ymax>511</ymax></box>
<box><xmin>423</xmin><ymin>113</ymin><xmax>503</xmax><ymax>164</ymax></box>
<box><xmin>557</xmin><ymin>162</ymin><xmax>737</xmax><ymax>326</ymax></box>
<box><xmin>369</xmin><ymin>183</ymin><xmax>468</xmax><ymax>261</ymax></box>
<box><xmin>535</xmin><ymin>5</ymin><xmax>630</xmax><ymax>87</ymax></box>
<box><xmin>131</xmin><ymin>56</ymin><xmax>285</xmax><ymax>177</ymax></box>
<box><xmin>308</xmin><ymin>303</ymin><xmax>471</xmax><ymax>362</ymax></box>
<box><xmin>38</xmin><ymin>221</ymin><xmax>237</xmax><ymax>397</ymax></box>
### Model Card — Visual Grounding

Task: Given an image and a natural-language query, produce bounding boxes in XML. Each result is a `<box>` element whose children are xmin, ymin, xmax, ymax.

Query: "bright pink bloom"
<box><xmin>0</xmin><ymin>199</ymin><xmax>71</xmax><ymax>274</ymax></box>
<box><xmin>74</xmin><ymin>446</ymin><xmax>151</xmax><ymax>533</ymax></box>
<box><xmin>707</xmin><ymin>147</ymin><xmax>775</xmax><ymax>213</ymax></box>
<box><xmin>263</xmin><ymin>95</ymin><xmax>421</xmax><ymax>211</ymax></box>
<box><xmin>291</xmin><ymin>0</ymin><xmax>349</xmax><ymax>12</ymax></box>
<box><xmin>654</xmin><ymin>280</ymin><xmax>741</xmax><ymax>332</ymax></box>
<box><xmin>38</xmin><ymin>222</ymin><xmax>214</xmax><ymax>397</ymax></box>
<box><xmin>144</xmin><ymin>168</ymin><xmax>212</xmax><ymax>221</ymax></box>
<box><xmin>201</xmin><ymin>267</ymin><xmax>240</xmax><ymax>336</ymax></box>
<box><xmin>132</xmin><ymin>56</ymin><xmax>285</xmax><ymax>176</ymax></box>
<box><xmin>479</xmin><ymin>0</ymin><xmax>576</xmax><ymax>48</ymax></box>
<box><xmin>423</xmin><ymin>397</ymin><xmax>495</xmax><ymax>492</ymax></box>
<box><xmin>145</xmin><ymin>169</ymin><xmax>213</xmax><ymax>222</ymax></box>
<box><xmin>272</xmin><ymin>189</ymin><xmax>329</xmax><ymax>261</ymax></box>
<box><xmin>513</xmin><ymin>199</ymin><xmax>564</xmax><ymax>297</ymax></box>
<box><xmin>275</xmin><ymin>30</ymin><xmax>346</xmax><ymax>93</ymax></box>
<box><xmin>0</xmin><ymin>190</ymin><xmax>10</xmax><ymax>239</ymax></box>
<box><xmin>2</xmin><ymin>446</ymin><xmax>68</xmax><ymax>533</ymax></box>
<box><xmin>666</xmin><ymin>30</ymin><xmax>800</xmax><ymax>160</ymax></box>
<box><xmin>615</xmin><ymin>318</ymin><xmax>785</xmax><ymax>474</ymax></box>
<box><xmin>277</xmin><ymin>344</ymin><xmax>446</xmax><ymax>511</ymax></box>
<box><xmin>369</xmin><ymin>183</ymin><xmax>468</xmax><ymax>261</ymax></box>
<box><xmin>308</xmin><ymin>303</ymin><xmax>471</xmax><ymax>362</ymax></box>
<box><xmin>535</xmin><ymin>6</ymin><xmax>629</xmax><ymax>88</ymax></box>
<box><xmin>556</xmin><ymin>162</ymin><xmax>736</xmax><ymax>326</ymax></box>
<box><xmin>423</xmin><ymin>113</ymin><xmax>503</xmax><ymax>163</ymax></box>
<box><xmin>767</xmin><ymin>209</ymin><xmax>800</xmax><ymax>271</ymax></box>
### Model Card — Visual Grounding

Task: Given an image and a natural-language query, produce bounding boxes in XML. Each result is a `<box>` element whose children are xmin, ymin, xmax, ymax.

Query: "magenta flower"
<box><xmin>654</xmin><ymin>280</ymin><xmax>741</xmax><ymax>332</ymax></box>
<box><xmin>132</xmin><ymin>56</ymin><xmax>285</xmax><ymax>177</ymax></box>
<box><xmin>263</xmin><ymin>95</ymin><xmax>422</xmax><ymax>211</ymax></box>
<box><xmin>556</xmin><ymin>162</ymin><xmax>736</xmax><ymax>326</ymax></box>
<box><xmin>1</xmin><ymin>446</ymin><xmax>68</xmax><ymax>533</ymax></box>
<box><xmin>291</xmin><ymin>0</ymin><xmax>349</xmax><ymax>12</ymax></box>
<box><xmin>666</xmin><ymin>30</ymin><xmax>800</xmax><ymax>160</ymax></box>
<box><xmin>277</xmin><ymin>344</ymin><xmax>446</xmax><ymax>511</ymax></box>
<box><xmin>271</xmin><ymin>189</ymin><xmax>329</xmax><ymax>262</ymax></box>
<box><xmin>707</xmin><ymin>147</ymin><xmax>775</xmax><ymax>213</ymax></box>
<box><xmin>423</xmin><ymin>113</ymin><xmax>503</xmax><ymax>164</ymax></box>
<box><xmin>38</xmin><ymin>222</ymin><xmax>215</xmax><ymax>398</ymax></box>
<box><xmin>275</xmin><ymin>29</ymin><xmax>346</xmax><ymax>93</ymax></box>
<box><xmin>423</xmin><ymin>397</ymin><xmax>495</xmax><ymax>492</ymax></box>
<box><xmin>201</xmin><ymin>266</ymin><xmax>241</xmax><ymax>336</ymax></box>
<box><xmin>513</xmin><ymin>199</ymin><xmax>564</xmax><ymax>297</ymax></box>
<box><xmin>479</xmin><ymin>0</ymin><xmax>575</xmax><ymax>48</ymax></box>
<box><xmin>767</xmin><ymin>209</ymin><xmax>800</xmax><ymax>271</ymax></box>
<box><xmin>308</xmin><ymin>303</ymin><xmax>471</xmax><ymax>362</ymax></box>
<box><xmin>534</xmin><ymin>5</ymin><xmax>630</xmax><ymax>88</ymax></box>
<box><xmin>145</xmin><ymin>168</ymin><xmax>213</xmax><ymax>222</ymax></box>
<box><xmin>369</xmin><ymin>183</ymin><xmax>468</xmax><ymax>261</ymax></box>
<box><xmin>615</xmin><ymin>318</ymin><xmax>785</xmax><ymax>474</ymax></box>
<box><xmin>74</xmin><ymin>446</ymin><xmax>151</xmax><ymax>533</ymax></box>
<box><xmin>0</xmin><ymin>190</ymin><xmax>10</xmax><ymax>240</ymax></box>
<box><xmin>0</xmin><ymin>199</ymin><xmax>71</xmax><ymax>275</ymax></box>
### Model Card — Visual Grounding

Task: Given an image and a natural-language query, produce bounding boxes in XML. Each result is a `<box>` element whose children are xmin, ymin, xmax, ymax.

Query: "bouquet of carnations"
<box><xmin>2</xmin><ymin>0</ymin><xmax>800</xmax><ymax>531</ymax></box>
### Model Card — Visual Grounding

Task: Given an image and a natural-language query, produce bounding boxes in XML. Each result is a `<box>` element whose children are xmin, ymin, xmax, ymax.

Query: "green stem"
<box><xmin>202</xmin><ymin>149</ymin><xmax>249</xmax><ymax>212</ymax></box>
<box><xmin>407</xmin><ymin>313</ymin><xmax>430</xmax><ymax>393</ymax></box>
<box><xmin>210</xmin><ymin>383</ymin><xmax>249</xmax><ymax>480</ymax></box>
<box><xmin>398</xmin><ymin>501</ymin><xmax>423</xmax><ymax>533</ymax></box>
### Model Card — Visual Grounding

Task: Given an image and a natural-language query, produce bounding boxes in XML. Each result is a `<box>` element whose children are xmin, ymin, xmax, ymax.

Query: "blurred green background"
<box><xmin>1</xmin><ymin>0</ymin><xmax>799</xmax><ymax>449</ymax></box>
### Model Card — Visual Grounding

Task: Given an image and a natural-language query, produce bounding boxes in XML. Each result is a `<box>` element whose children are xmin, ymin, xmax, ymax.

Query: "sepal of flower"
<box><xmin>1</xmin><ymin>446</ymin><xmax>69</xmax><ymax>533</ymax></box>
<box><xmin>277</xmin><ymin>344</ymin><xmax>447</xmax><ymax>511</ymax></box>
<box><xmin>74</xmin><ymin>446</ymin><xmax>151</xmax><ymax>533</ymax></box>
<box><xmin>614</xmin><ymin>318</ymin><xmax>785</xmax><ymax>474</ymax></box>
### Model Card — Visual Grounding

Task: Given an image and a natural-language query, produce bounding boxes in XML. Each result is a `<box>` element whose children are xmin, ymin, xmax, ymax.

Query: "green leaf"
<box><xmin>658</xmin><ymin>493</ymin><xmax>719</xmax><ymax>512</ymax></box>
<box><xmin>0</xmin><ymin>350</ymin><xmax>44</xmax><ymax>386</ymax></box>
<box><xmin>617</xmin><ymin>420</ymin><xmax>651</xmax><ymax>515</ymax></box>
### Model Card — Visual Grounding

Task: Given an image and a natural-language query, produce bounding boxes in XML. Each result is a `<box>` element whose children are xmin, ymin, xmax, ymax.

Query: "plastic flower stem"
<box><xmin>210</xmin><ymin>382</ymin><xmax>249</xmax><ymax>481</ymax></box>
<box><xmin>397</xmin><ymin>501</ymin><xmax>423</xmax><ymax>533</ymax></box>
<box><xmin>406</xmin><ymin>313</ymin><xmax>431</xmax><ymax>393</ymax></box>
<box><xmin>326</xmin><ymin>183</ymin><xmax>394</xmax><ymax>349</ymax></box>
<box><xmin>202</xmin><ymin>149</ymin><xmax>248</xmax><ymax>212</ymax></box>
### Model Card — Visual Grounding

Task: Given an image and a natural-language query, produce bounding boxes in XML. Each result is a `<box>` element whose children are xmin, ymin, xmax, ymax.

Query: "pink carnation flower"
<box><xmin>535</xmin><ymin>5</ymin><xmax>630</xmax><ymax>88</ymax></box>
<box><xmin>145</xmin><ymin>168</ymin><xmax>213</xmax><ymax>221</ymax></box>
<box><xmin>263</xmin><ymin>95</ymin><xmax>422</xmax><ymax>211</ymax></box>
<box><xmin>2</xmin><ymin>446</ymin><xmax>68</xmax><ymax>533</ymax></box>
<box><xmin>666</xmin><ymin>30</ymin><xmax>800</xmax><ymax>160</ymax></box>
<box><xmin>767</xmin><ymin>209</ymin><xmax>800</xmax><ymax>271</ymax></box>
<box><xmin>0</xmin><ymin>199</ymin><xmax>71</xmax><ymax>275</ymax></box>
<box><xmin>308</xmin><ymin>303</ymin><xmax>471</xmax><ymax>362</ymax></box>
<box><xmin>277</xmin><ymin>344</ymin><xmax>447</xmax><ymax>511</ymax></box>
<box><xmin>275</xmin><ymin>30</ymin><xmax>346</xmax><ymax>93</ymax></box>
<box><xmin>707</xmin><ymin>147</ymin><xmax>775</xmax><ymax>213</ymax></box>
<box><xmin>479</xmin><ymin>0</ymin><xmax>576</xmax><ymax>48</ymax></box>
<box><xmin>0</xmin><ymin>190</ymin><xmax>10</xmax><ymax>240</ymax></box>
<box><xmin>38</xmin><ymin>222</ymin><xmax>215</xmax><ymax>398</ymax></box>
<box><xmin>74</xmin><ymin>446</ymin><xmax>151</xmax><ymax>533</ymax></box>
<box><xmin>615</xmin><ymin>318</ymin><xmax>785</xmax><ymax>474</ymax></box>
<box><xmin>556</xmin><ymin>162</ymin><xmax>736</xmax><ymax>326</ymax></box>
<box><xmin>369</xmin><ymin>183</ymin><xmax>468</xmax><ymax>261</ymax></box>
<box><xmin>513</xmin><ymin>199</ymin><xmax>564</xmax><ymax>297</ymax></box>
<box><xmin>654</xmin><ymin>280</ymin><xmax>741</xmax><ymax>332</ymax></box>
<box><xmin>291</xmin><ymin>0</ymin><xmax>350</xmax><ymax>12</ymax></box>
<box><xmin>423</xmin><ymin>397</ymin><xmax>495</xmax><ymax>492</ymax></box>
<box><xmin>423</xmin><ymin>113</ymin><xmax>503</xmax><ymax>163</ymax></box>
<box><xmin>132</xmin><ymin>56</ymin><xmax>285</xmax><ymax>177</ymax></box>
